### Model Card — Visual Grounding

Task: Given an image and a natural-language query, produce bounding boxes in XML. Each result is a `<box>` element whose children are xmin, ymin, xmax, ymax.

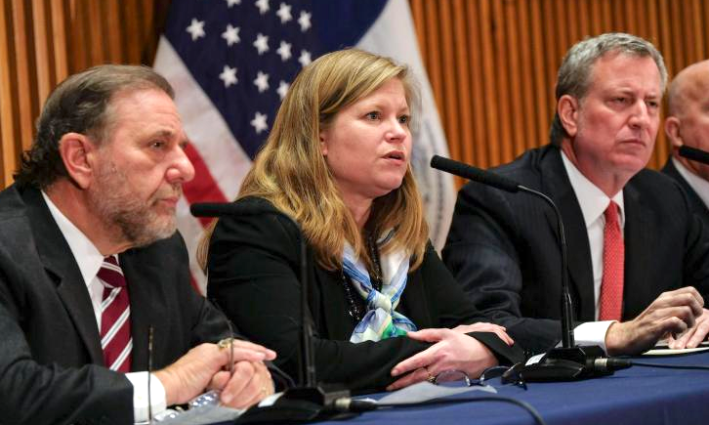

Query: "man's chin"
<box><xmin>128</xmin><ymin>220</ymin><xmax>178</xmax><ymax>248</ymax></box>
<box><xmin>610</xmin><ymin>154</ymin><xmax>651</xmax><ymax>175</ymax></box>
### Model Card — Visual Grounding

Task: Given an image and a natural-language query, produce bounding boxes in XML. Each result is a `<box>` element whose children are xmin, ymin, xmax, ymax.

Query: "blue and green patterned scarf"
<box><xmin>343</xmin><ymin>232</ymin><xmax>417</xmax><ymax>343</ymax></box>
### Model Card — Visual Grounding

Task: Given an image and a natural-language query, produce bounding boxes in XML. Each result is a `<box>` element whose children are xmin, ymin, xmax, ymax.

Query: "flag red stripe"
<box><xmin>183</xmin><ymin>143</ymin><xmax>229</xmax><ymax>227</ymax></box>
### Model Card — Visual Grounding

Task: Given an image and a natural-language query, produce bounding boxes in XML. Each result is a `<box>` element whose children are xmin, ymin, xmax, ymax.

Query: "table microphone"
<box><xmin>679</xmin><ymin>146</ymin><xmax>709</xmax><ymax>165</ymax></box>
<box><xmin>431</xmin><ymin>155</ymin><xmax>627</xmax><ymax>381</ymax></box>
<box><xmin>191</xmin><ymin>202</ymin><xmax>355</xmax><ymax>423</ymax></box>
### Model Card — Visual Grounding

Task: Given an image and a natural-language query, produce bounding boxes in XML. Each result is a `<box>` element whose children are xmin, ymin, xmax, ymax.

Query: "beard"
<box><xmin>88</xmin><ymin>161</ymin><xmax>181</xmax><ymax>248</ymax></box>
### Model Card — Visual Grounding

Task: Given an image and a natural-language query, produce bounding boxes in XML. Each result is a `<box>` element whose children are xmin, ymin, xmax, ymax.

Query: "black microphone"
<box><xmin>191</xmin><ymin>202</ymin><xmax>275</xmax><ymax>220</ymax></box>
<box><xmin>431</xmin><ymin>155</ymin><xmax>574</xmax><ymax>348</ymax></box>
<box><xmin>679</xmin><ymin>146</ymin><xmax>709</xmax><ymax>165</ymax></box>
<box><xmin>191</xmin><ymin>201</ymin><xmax>353</xmax><ymax>422</ymax></box>
<box><xmin>430</xmin><ymin>155</ymin><xmax>521</xmax><ymax>193</ymax></box>
<box><xmin>431</xmin><ymin>155</ymin><xmax>622</xmax><ymax>381</ymax></box>
<box><xmin>192</xmin><ymin>202</ymin><xmax>316</xmax><ymax>386</ymax></box>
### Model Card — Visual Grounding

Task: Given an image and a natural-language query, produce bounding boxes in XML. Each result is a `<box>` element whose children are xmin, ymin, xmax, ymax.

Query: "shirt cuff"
<box><xmin>126</xmin><ymin>371</ymin><xmax>167</xmax><ymax>423</ymax></box>
<box><xmin>573</xmin><ymin>321</ymin><xmax>616</xmax><ymax>353</ymax></box>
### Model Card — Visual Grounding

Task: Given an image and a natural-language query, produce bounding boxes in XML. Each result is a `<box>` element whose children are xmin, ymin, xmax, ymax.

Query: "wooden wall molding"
<box><xmin>1</xmin><ymin>0</ymin><xmax>706</xmax><ymax>188</ymax></box>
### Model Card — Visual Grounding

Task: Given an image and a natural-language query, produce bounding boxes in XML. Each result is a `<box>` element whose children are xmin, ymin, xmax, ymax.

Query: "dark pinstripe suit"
<box><xmin>662</xmin><ymin>157</ymin><xmax>709</xmax><ymax>228</ymax></box>
<box><xmin>443</xmin><ymin>145</ymin><xmax>709</xmax><ymax>353</ymax></box>
<box><xmin>0</xmin><ymin>184</ymin><xmax>234</xmax><ymax>425</ymax></box>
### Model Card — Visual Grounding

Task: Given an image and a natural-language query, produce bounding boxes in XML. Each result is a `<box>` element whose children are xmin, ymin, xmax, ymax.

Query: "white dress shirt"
<box><xmin>560</xmin><ymin>153</ymin><xmax>625</xmax><ymax>351</ymax></box>
<box><xmin>42</xmin><ymin>192</ymin><xmax>166</xmax><ymax>423</ymax></box>
<box><xmin>672</xmin><ymin>157</ymin><xmax>709</xmax><ymax>209</ymax></box>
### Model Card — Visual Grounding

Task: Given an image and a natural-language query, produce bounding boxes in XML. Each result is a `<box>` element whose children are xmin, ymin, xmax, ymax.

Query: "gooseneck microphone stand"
<box><xmin>191</xmin><ymin>202</ymin><xmax>351</xmax><ymax>423</ymax></box>
<box><xmin>431</xmin><ymin>155</ymin><xmax>629</xmax><ymax>381</ymax></box>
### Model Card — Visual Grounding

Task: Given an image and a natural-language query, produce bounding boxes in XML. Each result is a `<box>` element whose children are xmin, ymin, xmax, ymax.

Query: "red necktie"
<box><xmin>98</xmin><ymin>255</ymin><xmax>132</xmax><ymax>372</ymax></box>
<box><xmin>599</xmin><ymin>201</ymin><xmax>624</xmax><ymax>321</ymax></box>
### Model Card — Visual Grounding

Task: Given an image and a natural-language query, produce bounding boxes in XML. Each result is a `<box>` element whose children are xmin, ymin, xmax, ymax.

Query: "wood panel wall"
<box><xmin>1</xmin><ymin>0</ymin><xmax>708</xmax><ymax>189</ymax></box>
<box><xmin>0</xmin><ymin>0</ymin><xmax>168</xmax><ymax>188</ymax></box>
<box><xmin>410</xmin><ymin>0</ymin><xmax>709</xmax><ymax>176</ymax></box>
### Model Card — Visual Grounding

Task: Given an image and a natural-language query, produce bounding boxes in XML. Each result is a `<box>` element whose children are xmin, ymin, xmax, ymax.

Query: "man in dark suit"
<box><xmin>0</xmin><ymin>65</ymin><xmax>279</xmax><ymax>424</ymax></box>
<box><xmin>444</xmin><ymin>33</ymin><xmax>709</xmax><ymax>356</ymax></box>
<box><xmin>663</xmin><ymin>60</ymin><xmax>709</xmax><ymax>226</ymax></box>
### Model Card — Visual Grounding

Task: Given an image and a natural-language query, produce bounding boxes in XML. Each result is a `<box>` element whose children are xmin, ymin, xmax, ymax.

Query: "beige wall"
<box><xmin>2</xmin><ymin>0</ymin><xmax>707</xmax><ymax>188</ymax></box>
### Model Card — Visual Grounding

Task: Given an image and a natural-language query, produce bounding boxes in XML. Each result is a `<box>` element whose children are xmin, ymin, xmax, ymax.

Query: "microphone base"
<box><xmin>236</xmin><ymin>386</ymin><xmax>354</xmax><ymax>424</ymax></box>
<box><xmin>508</xmin><ymin>345</ymin><xmax>613</xmax><ymax>382</ymax></box>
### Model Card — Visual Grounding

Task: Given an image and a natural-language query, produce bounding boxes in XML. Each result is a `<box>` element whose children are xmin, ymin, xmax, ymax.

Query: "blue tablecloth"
<box><xmin>318</xmin><ymin>350</ymin><xmax>709</xmax><ymax>425</ymax></box>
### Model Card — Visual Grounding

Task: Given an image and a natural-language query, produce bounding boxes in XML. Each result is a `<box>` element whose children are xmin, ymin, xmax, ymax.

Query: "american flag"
<box><xmin>154</xmin><ymin>0</ymin><xmax>455</xmax><ymax>293</ymax></box>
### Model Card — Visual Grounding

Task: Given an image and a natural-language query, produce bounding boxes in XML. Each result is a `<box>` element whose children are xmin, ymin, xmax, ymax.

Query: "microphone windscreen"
<box><xmin>430</xmin><ymin>155</ymin><xmax>520</xmax><ymax>193</ymax></box>
<box><xmin>190</xmin><ymin>202</ymin><xmax>264</xmax><ymax>218</ymax></box>
<box><xmin>679</xmin><ymin>146</ymin><xmax>709</xmax><ymax>166</ymax></box>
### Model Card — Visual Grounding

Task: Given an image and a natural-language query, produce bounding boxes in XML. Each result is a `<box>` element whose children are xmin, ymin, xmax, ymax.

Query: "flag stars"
<box><xmin>222</xmin><ymin>24</ymin><xmax>240</xmax><ymax>46</ymax></box>
<box><xmin>298</xmin><ymin>11</ymin><xmax>312</xmax><ymax>32</ymax></box>
<box><xmin>276</xmin><ymin>41</ymin><xmax>292</xmax><ymax>61</ymax></box>
<box><xmin>225</xmin><ymin>0</ymin><xmax>241</xmax><ymax>7</ymax></box>
<box><xmin>298</xmin><ymin>50</ymin><xmax>312</xmax><ymax>67</ymax></box>
<box><xmin>253</xmin><ymin>33</ymin><xmax>269</xmax><ymax>55</ymax></box>
<box><xmin>253</xmin><ymin>71</ymin><xmax>270</xmax><ymax>93</ymax></box>
<box><xmin>186</xmin><ymin>18</ymin><xmax>206</xmax><ymax>41</ymax></box>
<box><xmin>251</xmin><ymin>112</ymin><xmax>268</xmax><ymax>134</ymax></box>
<box><xmin>219</xmin><ymin>65</ymin><xmax>238</xmax><ymax>87</ymax></box>
<box><xmin>276</xmin><ymin>3</ymin><xmax>292</xmax><ymax>23</ymax></box>
<box><xmin>255</xmin><ymin>0</ymin><xmax>269</xmax><ymax>14</ymax></box>
<box><xmin>277</xmin><ymin>81</ymin><xmax>289</xmax><ymax>100</ymax></box>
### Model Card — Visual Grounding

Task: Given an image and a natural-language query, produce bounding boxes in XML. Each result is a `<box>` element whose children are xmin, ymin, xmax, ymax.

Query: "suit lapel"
<box><xmin>663</xmin><ymin>159</ymin><xmax>709</xmax><ymax>217</ymax></box>
<box><xmin>397</xmin><ymin>270</ymin><xmax>433</xmax><ymax>328</ymax></box>
<box><xmin>23</xmin><ymin>188</ymin><xmax>104</xmax><ymax>364</ymax></box>
<box><xmin>539</xmin><ymin>148</ymin><xmax>596</xmax><ymax>321</ymax></box>
<box><xmin>119</xmin><ymin>249</ymin><xmax>163</xmax><ymax>371</ymax></box>
<box><xmin>622</xmin><ymin>182</ymin><xmax>655</xmax><ymax>318</ymax></box>
<box><xmin>314</xmin><ymin>267</ymin><xmax>353</xmax><ymax>341</ymax></box>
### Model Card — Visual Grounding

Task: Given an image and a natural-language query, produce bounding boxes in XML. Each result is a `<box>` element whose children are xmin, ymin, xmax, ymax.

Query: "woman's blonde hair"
<box><xmin>198</xmin><ymin>48</ymin><xmax>429</xmax><ymax>272</ymax></box>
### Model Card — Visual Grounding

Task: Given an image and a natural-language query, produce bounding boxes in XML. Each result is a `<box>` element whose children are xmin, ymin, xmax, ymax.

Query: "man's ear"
<box><xmin>58</xmin><ymin>132</ymin><xmax>96</xmax><ymax>189</ymax></box>
<box><xmin>665</xmin><ymin>116</ymin><xmax>683</xmax><ymax>149</ymax></box>
<box><xmin>557</xmin><ymin>95</ymin><xmax>580</xmax><ymax>137</ymax></box>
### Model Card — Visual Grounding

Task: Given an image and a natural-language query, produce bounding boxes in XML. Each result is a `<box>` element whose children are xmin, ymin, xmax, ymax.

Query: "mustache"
<box><xmin>151</xmin><ymin>184</ymin><xmax>183</xmax><ymax>202</ymax></box>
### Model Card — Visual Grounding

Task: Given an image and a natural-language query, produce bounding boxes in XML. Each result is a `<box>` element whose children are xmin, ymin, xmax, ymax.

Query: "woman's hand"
<box><xmin>451</xmin><ymin>323</ymin><xmax>514</xmax><ymax>346</ymax></box>
<box><xmin>386</xmin><ymin>329</ymin><xmax>499</xmax><ymax>391</ymax></box>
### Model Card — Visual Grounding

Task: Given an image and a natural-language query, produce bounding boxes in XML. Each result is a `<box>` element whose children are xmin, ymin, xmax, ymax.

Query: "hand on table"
<box><xmin>387</xmin><ymin>328</ymin><xmax>500</xmax><ymax>391</ymax></box>
<box><xmin>154</xmin><ymin>339</ymin><xmax>276</xmax><ymax>408</ymax></box>
<box><xmin>605</xmin><ymin>287</ymin><xmax>704</xmax><ymax>355</ymax></box>
<box><xmin>667</xmin><ymin>308</ymin><xmax>709</xmax><ymax>349</ymax></box>
<box><xmin>451</xmin><ymin>322</ymin><xmax>514</xmax><ymax>345</ymax></box>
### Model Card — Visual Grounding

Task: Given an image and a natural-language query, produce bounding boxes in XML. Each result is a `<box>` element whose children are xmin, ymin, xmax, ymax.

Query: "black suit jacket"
<box><xmin>443</xmin><ymin>145</ymin><xmax>709</xmax><ymax>353</ymax></box>
<box><xmin>206</xmin><ymin>197</ymin><xmax>524</xmax><ymax>393</ymax></box>
<box><xmin>0</xmin><ymin>185</ymin><xmax>233</xmax><ymax>425</ymax></box>
<box><xmin>662</xmin><ymin>157</ymin><xmax>709</xmax><ymax>227</ymax></box>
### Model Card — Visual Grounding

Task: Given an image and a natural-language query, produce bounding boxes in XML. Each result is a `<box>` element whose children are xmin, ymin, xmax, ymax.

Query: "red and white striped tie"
<box><xmin>98</xmin><ymin>255</ymin><xmax>132</xmax><ymax>373</ymax></box>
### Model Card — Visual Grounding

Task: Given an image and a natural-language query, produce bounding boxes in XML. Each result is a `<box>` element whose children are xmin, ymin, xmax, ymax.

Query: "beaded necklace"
<box><xmin>341</xmin><ymin>235</ymin><xmax>383</xmax><ymax>322</ymax></box>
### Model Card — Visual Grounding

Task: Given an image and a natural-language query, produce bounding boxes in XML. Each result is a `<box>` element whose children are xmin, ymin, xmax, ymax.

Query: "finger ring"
<box><xmin>424</xmin><ymin>367</ymin><xmax>436</xmax><ymax>384</ymax></box>
<box><xmin>218</xmin><ymin>338</ymin><xmax>234</xmax><ymax>349</ymax></box>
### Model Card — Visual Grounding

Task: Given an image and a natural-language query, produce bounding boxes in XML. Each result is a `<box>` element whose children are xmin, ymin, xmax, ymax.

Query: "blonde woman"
<box><xmin>200</xmin><ymin>49</ymin><xmax>523</xmax><ymax>392</ymax></box>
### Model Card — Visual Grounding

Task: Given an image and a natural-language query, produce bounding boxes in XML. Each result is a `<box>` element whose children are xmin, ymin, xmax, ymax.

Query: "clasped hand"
<box><xmin>387</xmin><ymin>323</ymin><xmax>513</xmax><ymax>391</ymax></box>
<box><xmin>606</xmin><ymin>287</ymin><xmax>706</xmax><ymax>355</ymax></box>
<box><xmin>155</xmin><ymin>339</ymin><xmax>276</xmax><ymax>409</ymax></box>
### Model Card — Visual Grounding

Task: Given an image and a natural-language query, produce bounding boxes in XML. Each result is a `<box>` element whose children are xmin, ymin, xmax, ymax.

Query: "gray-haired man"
<box><xmin>0</xmin><ymin>65</ymin><xmax>281</xmax><ymax>424</ymax></box>
<box><xmin>444</xmin><ymin>33</ymin><xmax>709</xmax><ymax>356</ymax></box>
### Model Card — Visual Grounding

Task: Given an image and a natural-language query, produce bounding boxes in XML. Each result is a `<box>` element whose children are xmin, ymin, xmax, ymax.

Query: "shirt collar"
<box><xmin>41</xmin><ymin>191</ymin><xmax>105</xmax><ymax>287</ymax></box>
<box><xmin>672</xmin><ymin>157</ymin><xmax>709</xmax><ymax>210</ymax></box>
<box><xmin>560</xmin><ymin>151</ymin><xmax>625</xmax><ymax>228</ymax></box>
